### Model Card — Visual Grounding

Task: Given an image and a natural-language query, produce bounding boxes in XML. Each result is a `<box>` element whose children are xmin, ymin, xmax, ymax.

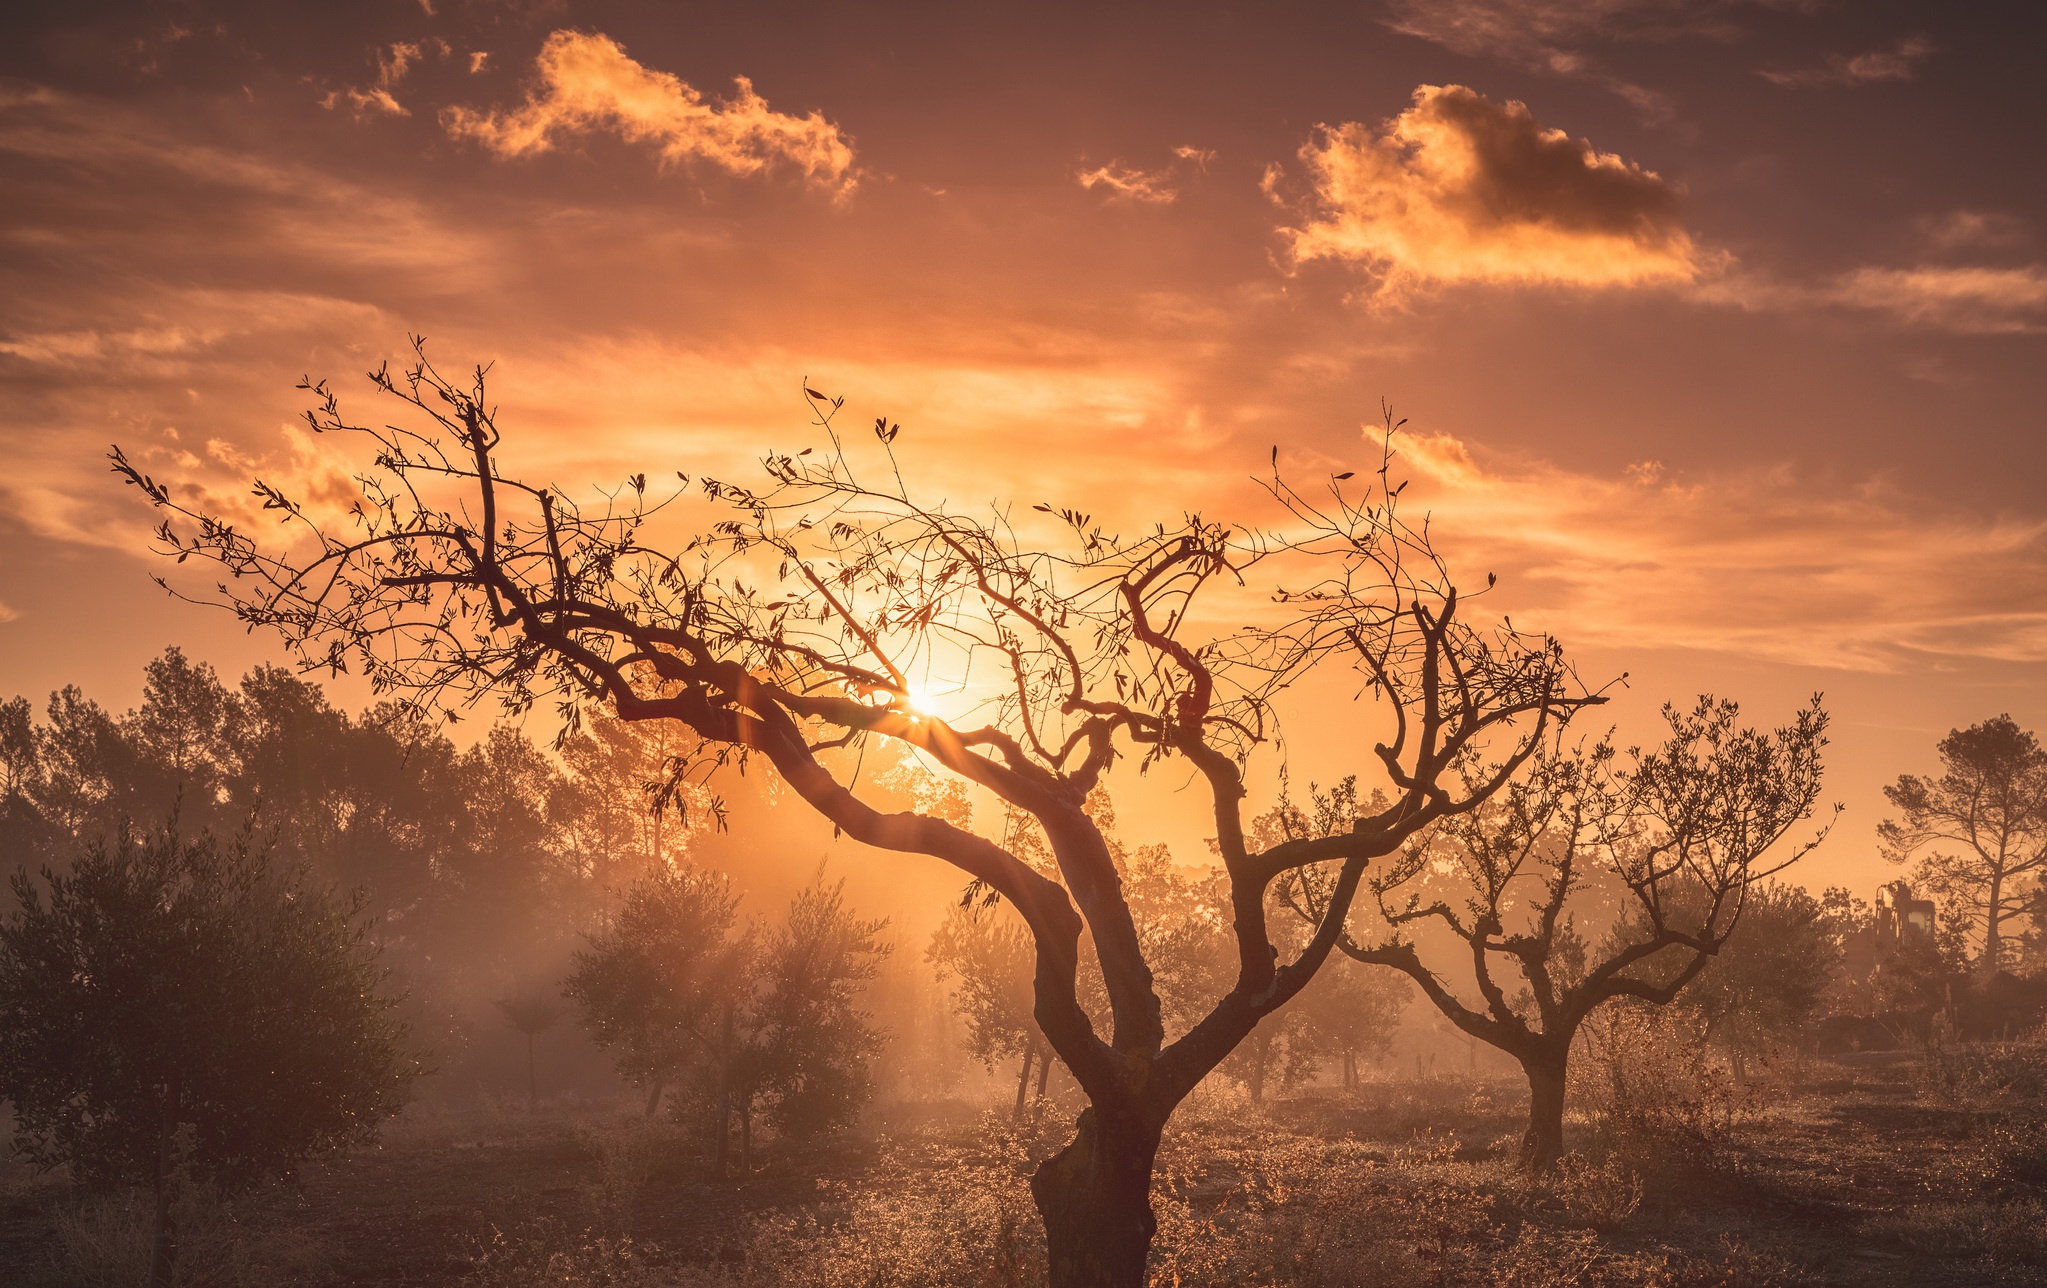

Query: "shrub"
<box><xmin>1915</xmin><ymin>1035</ymin><xmax>2047</xmax><ymax>1108</ymax></box>
<box><xmin>1573</xmin><ymin>1006</ymin><xmax>1753</xmax><ymax>1177</ymax></box>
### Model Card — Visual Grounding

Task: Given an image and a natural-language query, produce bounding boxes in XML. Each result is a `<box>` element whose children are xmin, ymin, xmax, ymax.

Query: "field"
<box><xmin>4</xmin><ymin>1042</ymin><xmax>2045</xmax><ymax>1288</ymax></box>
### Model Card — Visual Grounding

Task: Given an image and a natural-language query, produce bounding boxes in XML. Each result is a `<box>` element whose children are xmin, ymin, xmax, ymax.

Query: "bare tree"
<box><xmin>113</xmin><ymin>345</ymin><xmax>1594</xmax><ymax>1288</ymax></box>
<box><xmin>1880</xmin><ymin>715</ymin><xmax>2047</xmax><ymax>977</ymax></box>
<box><xmin>1289</xmin><ymin>699</ymin><xmax>1831</xmax><ymax>1171</ymax></box>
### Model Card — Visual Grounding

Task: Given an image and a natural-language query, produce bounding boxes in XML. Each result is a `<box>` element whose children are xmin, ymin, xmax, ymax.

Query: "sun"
<box><xmin>902</xmin><ymin>681</ymin><xmax>943</xmax><ymax>718</ymax></box>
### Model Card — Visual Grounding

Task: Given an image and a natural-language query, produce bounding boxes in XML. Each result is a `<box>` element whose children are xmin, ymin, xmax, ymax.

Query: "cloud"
<box><xmin>321</xmin><ymin>41</ymin><xmax>437</xmax><ymax>118</ymax></box>
<box><xmin>1760</xmin><ymin>35</ymin><xmax>1935</xmax><ymax>88</ymax></box>
<box><xmin>443</xmin><ymin>30</ymin><xmax>857</xmax><ymax>195</ymax></box>
<box><xmin>1277</xmin><ymin>85</ymin><xmax>1703</xmax><ymax>289</ymax></box>
<box><xmin>1389</xmin><ymin>430</ymin><xmax>2047</xmax><ymax>670</ymax></box>
<box><xmin>1378</xmin><ymin>0</ymin><xmax>1784</xmax><ymax>115</ymax></box>
<box><xmin>1918</xmin><ymin>211</ymin><xmax>2028</xmax><ymax>253</ymax></box>
<box><xmin>1077</xmin><ymin>161</ymin><xmax>1179</xmax><ymax>204</ymax></box>
<box><xmin>1824</xmin><ymin>265</ymin><xmax>2047</xmax><ymax>334</ymax></box>
<box><xmin>1076</xmin><ymin>146</ymin><xmax>1217</xmax><ymax>204</ymax></box>
<box><xmin>1383</xmin><ymin>0</ymin><xmax>1705</xmax><ymax>66</ymax></box>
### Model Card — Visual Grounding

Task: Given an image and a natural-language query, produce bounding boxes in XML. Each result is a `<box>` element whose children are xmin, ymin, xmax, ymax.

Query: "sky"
<box><xmin>2</xmin><ymin>0</ymin><xmax>2045</xmax><ymax>897</ymax></box>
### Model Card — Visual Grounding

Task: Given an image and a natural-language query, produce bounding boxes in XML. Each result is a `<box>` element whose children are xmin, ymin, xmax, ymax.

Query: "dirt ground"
<box><xmin>3</xmin><ymin>1049</ymin><xmax>2043</xmax><ymax>1287</ymax></box>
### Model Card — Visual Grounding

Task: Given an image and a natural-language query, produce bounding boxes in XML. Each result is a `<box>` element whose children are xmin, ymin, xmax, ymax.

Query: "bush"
<box><xmin>1915</xmin><ymin>1035</ymin><xmax>2047</xmax><ymax>1108</ymax></box>
<box><xmin>1543</xmin><ymin>1152</ymin><xmax>1642</xmax><ymax>1231</ymax></box>
<box><xmin>1573</xmin><ymin>1006</ymin><xmax>1754</xmax><ymax>1178</ymax></box>
<box><xmin>0</xmin><ymin>824</ymin><xmax>417</xmax><ymax>1284</ymax></box>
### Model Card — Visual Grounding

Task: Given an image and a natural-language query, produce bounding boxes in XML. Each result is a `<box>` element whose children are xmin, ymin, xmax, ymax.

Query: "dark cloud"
<box><xmin>1759</xmin><ymin>34</ymin><xmax>1936</xmax><ymax>88</ymax></box>
<box><xmin>1278</xmin><ymin>84</ymin><xmax>1701</xmax><ymax>289</ymax></box>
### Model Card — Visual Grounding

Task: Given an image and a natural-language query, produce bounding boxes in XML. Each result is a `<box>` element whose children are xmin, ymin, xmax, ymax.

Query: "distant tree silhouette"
<box><xmin>0</xmin><ymin>824</ymin><xmax>416</xmax><ymax>1288</ymax></box>
<box><xmin>565</xmin><ymin>863</ymin><xmax>747</xmax><ymax>1120</ymax></box>
<box><xmin>495</xmin><ymin>992</ymin><xmax>564</xmax><ymax>1111</ymax></box>
<box><xmin>1669</xmin><ymin>881</ymin><xmax>1840</xmax><ymax>1083</ymax></box>
<box><xmin>566</xmin><ymin>867</ymin><xmax>887</xmax><ymax>1172</ymax></box>
<box><xmin>114</xmin><ymin>344</ymin><xmax>1597</xmax><ymax>1288</ymax></box>
<box><xmin>1291</xmin><ymin>950</ymin><xmax>1408</xmax><ymax>1092</ymax></box>
<box><xmin>1288</xmin><ymin>699</ymin><xmax>1832</xmax><ymax>1171</ymax></box>
<box><xmin>1881</xmin><ymin>715</ymin><xmax>2047</xmax><ymax>977</ymax></box>
<box><xmin>928</xmin><ymin>899</ymin><xmax>1046</xmax><ymax>1117</ymax></box>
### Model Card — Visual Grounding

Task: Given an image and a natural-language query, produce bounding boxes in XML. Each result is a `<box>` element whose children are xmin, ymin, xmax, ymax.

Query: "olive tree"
<box><xmin>0</xmin><ymin>825</ymin><xmax>415</xmax><ymax>1287</ymax></box>
<box><xmin>114</xmin><ymin>346</ymin><xmax>1594</xmax><ymax>1287</ymax></box>
<box><xmin>1289</xmin><ymin>699</ymin><xmax>1832</xmax><ymax>1171</ymax></box>
<box><xmin>566</xmin><ymin>866</ymin><xmax>887</xmax><ymax>1172</ymax></box>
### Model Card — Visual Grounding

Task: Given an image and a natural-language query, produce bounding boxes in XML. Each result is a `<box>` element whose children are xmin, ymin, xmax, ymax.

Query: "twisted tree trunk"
<box><xmin>1031</xmin><ymin>1106</ymin><xmax>1163</xmax><ymax>1288</ymax></box>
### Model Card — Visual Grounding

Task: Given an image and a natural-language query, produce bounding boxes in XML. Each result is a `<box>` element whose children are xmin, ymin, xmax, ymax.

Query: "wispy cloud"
<box><xmin>1825</xmin><ymin>265</ymin><xmax>2047</xmax><ymax>334</ymax></box>
<box><xmin>1377</xmin><ymin>0</ymin><xmax>1788</xmax><ymax>116</ymax></box>
<box><xmin>1276</xmin><ymin>85</ymin><xmax>1703</xmax><ymax>290</ymax></box>
<box><xmin>1760</xmin><ymin>35</ymin><xmax>1935</xmax><ymax>88</ymax></box>
<box><xmin>1392</xmin><ymin>431</ymin><xmax>2047</xmax><ymax>670</ymax></box>
<box><xmin>1076</xmin><ymin>146</ymin><xmax>1216</xmax><ymax>204</ymax></box>
<box><xmin>1697</xmin><ymin>262</ymin><xmax>2047</xmax><ymax>333</ymax></box>
<box><xmin>321</xmin><ymin>40</ymin><xmax>447</xmax><ymax>118</ymax></box>
<box><xmin>1077</xmin><ymin>161</ymin><xmax>1178</xmax><ymax>204</ymax></box>
<box><xmin>443</xmin><ymin>31</ymin><xmax>857</xmax><ymax>195</ymax></box>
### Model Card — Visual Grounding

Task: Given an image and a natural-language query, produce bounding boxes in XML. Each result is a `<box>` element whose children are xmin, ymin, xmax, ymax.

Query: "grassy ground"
<box><xmin>3</xmin><ymin>1048</ymin><xmax>2043</xmax><ymax>1286</ymax></box>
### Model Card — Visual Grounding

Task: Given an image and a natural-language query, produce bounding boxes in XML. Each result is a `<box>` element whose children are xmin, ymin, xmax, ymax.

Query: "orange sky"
<box><xmin>3</xmin><ymin>0</ymin><xmax>2045</xmax><ymax>897</ymax></box>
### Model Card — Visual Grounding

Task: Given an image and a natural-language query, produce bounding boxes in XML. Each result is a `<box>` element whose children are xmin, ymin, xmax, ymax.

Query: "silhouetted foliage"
<box><xmin>0</xmin><ymin>823</ymin><xmax>416</xmax><ymax>1285</ymax></box>
<box><xmin>0</xmin><ymin>646</ymin><xmax>710</xmax><ymax>1100</ymax></box>
<box><xmin>566</xmin><ymin>867</ymin><xmax>888</xmax><ymax>1172</ymax></box>
<box><xmin>1670</xmin><ymin>881</ymin><xmax>1841</xmax><ymax>1081</ymax></box>
<box><xmin>566</xmin><ymin>864</ymin><xmax>747</xmax><ymax>1120</ymax></box>
<box><xmin>928</xmin><ymin>899</ymin><xmax>1045</xmax><ymax>1116</ymax></box>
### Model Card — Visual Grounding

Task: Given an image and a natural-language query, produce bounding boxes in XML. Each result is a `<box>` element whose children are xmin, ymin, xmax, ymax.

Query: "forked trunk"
<box><xmin>1031</xmin><ymin>1106</ymin><xmax>1161</xmax><ymax>1288</ymax></box>
<box><xmin>1035</xmin><ymin>1042</ymin><xmax>1053</xmax><ymax>1102</ymax></box>
<box><xmin>1519</xmin><ymin>1055</ymin><xmax>1568</xmax><ymax>1173</ymax></box>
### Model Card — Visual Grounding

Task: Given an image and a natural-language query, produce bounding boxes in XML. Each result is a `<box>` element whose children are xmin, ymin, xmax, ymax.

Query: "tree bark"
<box><xmin>1984</xmin><ymin>872</ymin><xmax>2005</xmax><ymax>976</ymax></box>
<box><xmin>1013</xmin><ymin>1047</ymin><xmax>1035</xmax><ymax>1121</ymax></box>
<box><xmin>1519</xmin><ymin>1053</ymin><xmax>1569</xmax><ymax>1173</ymax></box>
<box><xmin>1031</xmin><ymin>1106</ymin><xmax>1162</xmax><ymax>1288</ymax></box>
<box><xmin>643</xmin><ymin>1076</ymin><xmax>667</xmax><ymax>1119</ymax></box>
<box><xmin>1034</xmin><ymin>1041</ymin><xmax>1053</xmax><ymax>1102</ymax></box>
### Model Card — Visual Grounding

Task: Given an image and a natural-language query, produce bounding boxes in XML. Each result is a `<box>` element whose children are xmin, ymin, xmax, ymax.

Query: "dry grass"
<box><xmin>5</xmin><ymin>1042</ymin><xmax>2046</xmax><ymax>1286</ymax></box>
